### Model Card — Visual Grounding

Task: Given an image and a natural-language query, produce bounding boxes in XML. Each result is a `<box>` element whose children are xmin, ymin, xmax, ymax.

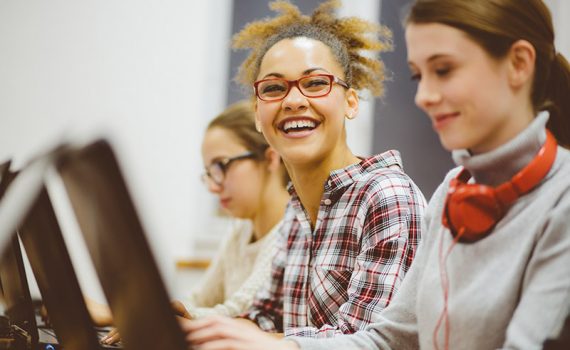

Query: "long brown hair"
<box><xmin>207</xmin><ymin>100</ymin><xmax>289</xmax><ymax>186</ymax></box>
<box><xmin>407</xmin><ymin>0</ymin><xmax>570</xmax><ymax>148</ymax></box>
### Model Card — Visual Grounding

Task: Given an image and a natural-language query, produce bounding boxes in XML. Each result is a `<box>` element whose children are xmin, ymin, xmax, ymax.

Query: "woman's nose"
<box><xmin>206</xmin><ymin>179</ymin><xmax>222</xmax><ymax>193</ymax></box>
<box><xmin>282</xmin><ymin>85</ymin><xmax>309</xmax><ymax>112</ymax></box>
<box><xmin>414</xmin><ymin>79</ymin><xmax>442</xmax><ymax>110</ymax></box>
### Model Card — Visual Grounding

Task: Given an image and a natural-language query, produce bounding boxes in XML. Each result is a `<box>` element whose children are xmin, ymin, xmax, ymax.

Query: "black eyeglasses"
<box><xmin>202</xmin><ymin>151</ymin><xmax>257</xmax><ymax>186</ymax></box>
<box><xmin>253</xmin><ymin>74</ymin><xmax>349</xmax><ymax>102</ymax></box>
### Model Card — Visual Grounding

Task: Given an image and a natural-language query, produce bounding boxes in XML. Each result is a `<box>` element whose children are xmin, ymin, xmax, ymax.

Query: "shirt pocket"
<box><xmin>308</xmin><ymin>266</ymin><xmax>353</xmax><ymax>327</ymax></box>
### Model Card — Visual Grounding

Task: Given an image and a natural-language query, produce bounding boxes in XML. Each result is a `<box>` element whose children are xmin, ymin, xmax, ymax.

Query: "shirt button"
<box><xmin>327</xmin><ymin>180</ymin><xmax>333</xmax><ymax>187</ymax></box>
<box><xmin>323</xmin><ymin>199</ymin><xmax>332</xmax><ymax>205</ymax></box>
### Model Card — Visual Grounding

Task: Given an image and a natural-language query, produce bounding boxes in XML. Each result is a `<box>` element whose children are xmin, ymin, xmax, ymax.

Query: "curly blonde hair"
<box><xmin>232</xmin><ymin>0</ymin><xmax>392</xmax><ymax>97</ymax></box>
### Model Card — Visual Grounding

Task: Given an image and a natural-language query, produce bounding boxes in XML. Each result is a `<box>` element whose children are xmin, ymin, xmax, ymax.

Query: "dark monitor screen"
<box><xmin>18</xmin><ymin>185</ymin><xmax>103</xmax><ymax>350</ymax></box>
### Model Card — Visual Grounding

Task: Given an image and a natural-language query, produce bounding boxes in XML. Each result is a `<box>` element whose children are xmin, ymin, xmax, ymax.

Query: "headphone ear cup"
<box><xmin>446</xmin><ymin>186</ymin><xmax>503</xmax><ymax>242</ymax></box>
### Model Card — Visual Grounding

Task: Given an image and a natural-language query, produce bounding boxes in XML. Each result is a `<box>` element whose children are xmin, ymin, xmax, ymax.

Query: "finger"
<box><xmin>186</xmin><ymin>324</ymin><xmax>227</xmax><ymax>345</ymax></box>
<box><xmin>101</xmin><ymin>328</ymin><xmax>119</xmax><ymax>344</ymax></box>
<box><xmin>187</xmin><ymin>321</ymin><xmax>251</xmax><ymax>346</ymax></box>
<box><xmin>171</xmin><ymin>300</ymin><xmax>189</xmax><ymax>317</ymax></box>
<box><xmin>40</xmin><ymin>306</ymin><xmax>50</xmax><ymax>324</ymax></box>
<box><xmin>179</xmin><ymin>316</ymin><xmax>224</xmax><ymax>333</ymax></box>
<box><xmin>107</xmin><ymin>328</ymin><xmax>118</xmax><ymax>337</ymax></box>
<box><xmin>179</xmin><ymin>317</ymin><xmax>202</xmax><ymax>333</ymax></box>
<box><xmin>106</xmin><ymin>331</ymin><xmax>121</xmax><ymax>344</ymax></box>
<box><xmin>40</xmin><ymin>305</ymin><xmax>48</xmax><ymax>317</ymax></box>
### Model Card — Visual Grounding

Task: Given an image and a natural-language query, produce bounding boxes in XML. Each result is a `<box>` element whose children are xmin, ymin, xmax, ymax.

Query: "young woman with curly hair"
<box><xmin>180</xmin><ymin>0</ymin><xmax>427</xmax><ymax>348</ymax></box>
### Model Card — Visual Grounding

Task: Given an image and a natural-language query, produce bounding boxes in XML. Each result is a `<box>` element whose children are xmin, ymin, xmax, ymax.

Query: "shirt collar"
<box><xmin>287</xmin><ymin>150</ymin><xmax>403</xmax><ymax>196</ymax></box>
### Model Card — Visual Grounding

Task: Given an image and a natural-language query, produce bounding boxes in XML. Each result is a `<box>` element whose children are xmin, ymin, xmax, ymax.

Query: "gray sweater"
<box><xmin>292</xmin><ymin>114</ymin><xmax>570</xmax><ymax>350</ymax></box>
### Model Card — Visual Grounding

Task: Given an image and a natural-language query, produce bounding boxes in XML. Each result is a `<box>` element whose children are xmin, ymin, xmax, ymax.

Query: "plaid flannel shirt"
<box><xmin>243</xmin><ymin>150</ymin><xmax>427</xmax><ymax>338</ymax></box>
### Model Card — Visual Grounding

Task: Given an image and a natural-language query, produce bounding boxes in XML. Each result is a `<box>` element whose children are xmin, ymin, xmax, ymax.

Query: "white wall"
<box><xmin>545</xmin><ymin>0</ymin><xmax>570</xmax><ymax>58</ymax></box>
<box><xmin>338</xmin><ymin>0</ymin><xmax>381</xmax><ymax>157</ymax></box>
<box><xmin>0</xmin><ymin>0</ymin><xmax>232</xmax><ymax>300</ymax></box>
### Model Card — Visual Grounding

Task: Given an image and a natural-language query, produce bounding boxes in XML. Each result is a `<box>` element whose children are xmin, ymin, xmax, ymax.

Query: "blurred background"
<box><xmin>1</xmin><ymin>0</ymin><xmax>568</xmax><ymax>303</ymax></box>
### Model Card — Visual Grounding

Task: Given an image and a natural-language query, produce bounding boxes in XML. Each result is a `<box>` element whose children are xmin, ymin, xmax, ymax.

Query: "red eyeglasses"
<box><xmin>253</xmin><ymin>74</ymin><xmax>349</xmax><ymax>101</ymax></box>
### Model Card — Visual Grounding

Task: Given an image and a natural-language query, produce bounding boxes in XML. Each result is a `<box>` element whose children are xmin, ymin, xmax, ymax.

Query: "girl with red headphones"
<box><xmin>285</xmin><ymin>0</ymin><xmax>570</xmax><ymax>350</ymax></box>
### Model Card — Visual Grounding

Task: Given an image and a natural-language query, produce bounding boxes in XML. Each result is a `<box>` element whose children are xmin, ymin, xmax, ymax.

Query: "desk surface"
<box><xmin>175</xmin><ymin>258</ymin><xmax>211</xmax><ymax>270</ymax></box>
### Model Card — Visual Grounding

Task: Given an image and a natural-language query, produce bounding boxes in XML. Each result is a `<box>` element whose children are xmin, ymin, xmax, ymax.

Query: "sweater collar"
<box><xmin>452</xmin><ymin>112</ymin><xmax>549</xmax><ymax>186</ymax></box>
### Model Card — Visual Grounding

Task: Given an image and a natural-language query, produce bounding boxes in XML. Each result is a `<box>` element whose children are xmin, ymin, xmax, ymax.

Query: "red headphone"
<box><xmin>442</xmin><ymin>130</ymin><xmax>558</xmax><ymax>243</ymax></box>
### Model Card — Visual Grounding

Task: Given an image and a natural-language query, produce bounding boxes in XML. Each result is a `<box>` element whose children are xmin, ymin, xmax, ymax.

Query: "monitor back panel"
<box><xmin>57</xmin><ymin>140</ymin><xmax>188</xmax><ymax>350</ymax></box>
<box><xmin>0</xmin><ymin>164</ymin><xmax>40</xmax><ymax>347</ymax></box>
<box><xmin>0</xmin><ymin>235</ymin><xmax>40</xmax><ymax>348</ymax></box>
<box><xmin>18</xmin><ymin>186</ymin><xmax>102</xmax><ymax>350</ymax></box>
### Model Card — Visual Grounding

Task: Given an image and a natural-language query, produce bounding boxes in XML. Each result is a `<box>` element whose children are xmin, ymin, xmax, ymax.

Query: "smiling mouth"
<box><xmin>434</xmin><ymin>112</ymin><xmax>459</xmax><ymax>121</ymax></box>
<box><xmin>277</xmin><ymin>118</ymin><xmax>320</xmax><ymax>134</ymax></box>
<box><xmin>432</xmin><ymin>112</ymin><xmax>460</xmax><ymax>129</ymax></box>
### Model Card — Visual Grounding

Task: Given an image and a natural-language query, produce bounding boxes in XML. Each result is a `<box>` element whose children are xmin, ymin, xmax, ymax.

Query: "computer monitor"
<box><xmin>0</xmin><ymin>163</ymin><xmax>41</xmax><ymax>347</ymax></box>
<box><xmin>0</xmin><ymin>156</ymin><xmax>118</xmax><ymax>350</ymax></box>
<box><xmin>57</xmin><ymin>140</ymin><xmax>188</xmax><ymax>350</ymax></box>
<box><xmin>18</xmin><ymin>185</ymin><xmax>109</xmax><ymax>350</ymax></box>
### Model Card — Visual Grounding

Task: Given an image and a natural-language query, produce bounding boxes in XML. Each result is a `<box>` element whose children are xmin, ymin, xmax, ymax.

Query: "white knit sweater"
<box><xmin>183</xmin><ymin>219</ymin><xmax>280</xmax><ymax>319</ymax></box>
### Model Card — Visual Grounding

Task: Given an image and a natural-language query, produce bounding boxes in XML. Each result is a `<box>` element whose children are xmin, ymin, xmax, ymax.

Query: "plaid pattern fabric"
<box><xmin>244</xmin><ymin>150</ymin><xmax>427</xmax><ymax>338</ymax></box>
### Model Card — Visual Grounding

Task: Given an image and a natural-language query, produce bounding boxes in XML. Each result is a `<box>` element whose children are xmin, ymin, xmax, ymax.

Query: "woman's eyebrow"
<box><xmin>261</xmin><ymin>72</ymin><xmax>284</xmax><ymax>79</ymax></box>
<box><xmin>426</xmin><ymin>54</ymin><xmax>452</xmax><ymax>63</ymax></box>
<box><xmin>408</xmin><ymin>53</ymin><xmax>452</xmax><ymax>67</ymax></box>
<box><xmin>303</xmin><ymin>67</ymin><xmax>329</xmax><ymax>75</ymax></box>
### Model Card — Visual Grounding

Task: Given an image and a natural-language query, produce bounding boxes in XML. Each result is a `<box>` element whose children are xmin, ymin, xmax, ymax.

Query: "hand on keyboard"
<box><xmin>171</xmin><ymin>300</ymin><xmax>191</xmax><ymax>319</ymax></box>
<box><xmin>100</xmin><ymin>327</ymin><xmax>120</xmax><ymax>345</ymax></box>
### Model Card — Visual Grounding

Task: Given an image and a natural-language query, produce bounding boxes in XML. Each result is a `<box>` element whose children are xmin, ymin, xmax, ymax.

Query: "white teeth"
<box><xmin>283</xmin><ymin>120</ymin><xmax>316</xmax><ymax>132</ymax></box>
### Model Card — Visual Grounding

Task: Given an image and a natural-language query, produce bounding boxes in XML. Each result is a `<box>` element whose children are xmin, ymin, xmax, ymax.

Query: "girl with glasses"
<box><xmin>173</xmin><ymin>100</ymin><xmax>290</xmax><ymax>320</ymax></box>
<box><xmin>216</xmin><ymin>0</ymin><xmax>569</xmax><ymax>349</ymax></box>
<box><xmin>181</xmin><ymin>0</ymin><xmax>426</xmax><ymax>347</ymax></box>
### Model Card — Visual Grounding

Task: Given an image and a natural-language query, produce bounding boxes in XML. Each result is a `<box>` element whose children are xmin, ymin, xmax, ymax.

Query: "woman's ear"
<box><xmin>345</xmin><ymin>88</ymin><xmax>359</xmax><ymax>120</ymax></box>
<box><xmin>254</xmin><ymin>102</ymin><xmax>263</xmax><ymax>133</ymax></box>
<box><xmin>264</xmin><ymin>147</ymin><xmax>282</xmax><ymax>173</ymax></box>
<box><xmin>507</xmin><ymin>39</ymin><xmax>536</xmax><ymax>89</ymax></box>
